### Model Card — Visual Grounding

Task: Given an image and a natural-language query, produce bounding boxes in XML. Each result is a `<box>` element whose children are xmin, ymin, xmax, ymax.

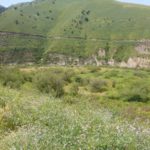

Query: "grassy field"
<box><xmin>0</xmin><ymin>0</ymin><xmax>150</xmax><ymax>60</ymax></box>
<box><xmin>0</xmin><ymin>65</ymin><xmax>150</xmax><ymax>149</ymax></box>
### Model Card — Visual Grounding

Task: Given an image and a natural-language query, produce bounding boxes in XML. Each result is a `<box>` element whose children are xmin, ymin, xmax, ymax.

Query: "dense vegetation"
<box><xmin>0</xmin><ymin>0</ymin><xmax>150</xmax><ymax>60</ymax></box>
<box><xmin>0</xmin><ymin>66</ymin><xmax>150</xmax><ymax>149</ymax></box>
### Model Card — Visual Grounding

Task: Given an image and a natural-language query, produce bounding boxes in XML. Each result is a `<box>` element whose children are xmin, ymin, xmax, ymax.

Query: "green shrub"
<box><xmin>34</xmin><ymin>73</ymin><xmax>53</xmax><ymax>93</ymax></box>
<box><xmin>0</xmin><ymin>68</ymin><xmax>25</xmax><ymax>89</ymax></box>
<box><xmin>48</xmin><ymin>68</ymin><xmax>74</xmax><ymax>83</ymax></box>
<box><xmin>62</xmin><ymin>70</ymin><xmax>74</xmax><ymax>83</ymax></box>
<box><xmin>52</xmin><ymin>78</ymin><xmax>65</xmax><ymax>97</ymax></box>
<box><xmin>90</xmin><ymin>79</ymin><xmax>108</xmax><ymax>93</ymax></box>
<box><xmin>34</xmin><ymin>72</ymin><xmax>64</xmax><ymax>97</ymax></box>
<box><xmin>121</xmin><ymin>81</ymin><xmax>150</xmax><ymax>102</ymax></box>
<box><xmin>88</xmin><ymin>66</ymin><xmax>101</xmax><ymax>73</ymax></box>
<box><xmin>70</xmin><ymin>83</ymin><xmax>79</xmax><ymax>96</ymax></box>
<box><xmin>74</xmin><ymin>76</ymin><xmax>82</xmax><ymax>83</ymax></box>
<box><xmin>74</xmin><ymin>76</ymin><xmax>89</xmax><ymax>86</ymax></box>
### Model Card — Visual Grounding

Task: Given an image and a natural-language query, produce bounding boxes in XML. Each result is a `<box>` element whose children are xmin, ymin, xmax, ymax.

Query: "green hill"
<box><xmin>0</xmin><ymin>0</ymin><xmax>150</xmax><ymax>64</ymax></box>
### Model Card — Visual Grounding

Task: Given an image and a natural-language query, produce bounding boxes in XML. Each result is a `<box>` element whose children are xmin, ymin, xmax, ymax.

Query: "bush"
<box><xmin>53</xmin><ymin>78</ymin><xmax>65</xmax><ymax>97</ymax></box>
<box><xmin>70</xmin><ymin>83</ymin><xmax>79</xmax><ymax>96</ymax></box>
<box><xmin>34</xmin><ymin>72</ymin><xmax>65</xmax><ymax>97</ymax></box>
<box><xmin>0</xmin><ymin>68</ymin><xmax>26</xmax><ymax>89</ymax></box>
<box><xmin>62</xmin><ymin>70</ymin><xmax>74</xmax><ymax>83</ymax></box>
<box><xmin>88</xmin><ymin>66</ymin><xmax>101</xmax><ymax>73</ymax></box>
<box><xmin>74</xmin><ymin>76</ymin><xmax>82</xmax><ymax>83</ymax></box>
<box><xmin>74</xmin><ymin>76</ymin><xmax>89</xmax><ymax>86</ymax></box>
<box><xmin>90</xmin><ymin>79</ymin><xmax>108</xmax><ymax>93</ymax></box>
<box><xmin>121</xmin><ymin>81</ymin><xmax>150</xmax><ymax>102</ymax></box>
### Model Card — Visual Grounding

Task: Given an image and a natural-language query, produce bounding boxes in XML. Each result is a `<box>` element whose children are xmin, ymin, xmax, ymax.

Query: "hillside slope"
<box><xmin>0</xmin><ymin>5</ymin><xmax>5</xmax><ymax>13</ymax></box>
<box><xmin>0</xmin><ymin>0</ymin><xmax>150</xmax><ymax>65</ymax></box>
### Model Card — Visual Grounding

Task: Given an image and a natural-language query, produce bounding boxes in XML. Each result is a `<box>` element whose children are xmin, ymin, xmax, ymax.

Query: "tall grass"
<box><xmin>0</xmin><ymin>66</ymin><xmax>150</xmax><ymax>149</ymax></box>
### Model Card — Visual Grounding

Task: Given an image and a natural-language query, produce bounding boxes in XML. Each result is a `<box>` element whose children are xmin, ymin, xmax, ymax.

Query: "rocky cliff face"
<box><xmin>44</xmin><ymin>53</ymin><xmax>150</xmax><ymax>68</ymax></box>
<box><xmin>0</xmin><ymin>40</ymin><xmax>150</xmax><ymax>68</ymax></box>
<box><xmin>118</xmin><ymin>57</ymin><xmax>150</xmax><ymax>68</ymax></box>
<box><xmin>0</xmin><ymin>50</ymin><xmax>150</xmax><ymax>68</ymax></box>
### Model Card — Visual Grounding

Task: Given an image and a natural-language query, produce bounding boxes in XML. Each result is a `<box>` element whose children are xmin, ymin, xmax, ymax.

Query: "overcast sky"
<box><xmin>0</xmin><ymin>0</ymin><xmax>150</xmax><ymax>7</ymax></box>
<box><xmin>118</xmin><ymin>0</ymin><xmax>150</xmax><ymax>5</ymax></box>
<box><xmin>0</xmin><ymin>0</ymin><xmax>33</xmax><ymax>7</ymax></box>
